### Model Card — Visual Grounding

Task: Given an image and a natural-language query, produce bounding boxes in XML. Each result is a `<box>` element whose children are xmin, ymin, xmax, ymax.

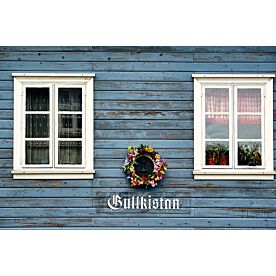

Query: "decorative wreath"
<box><xmin>122</xmin><ymin>144</ymin><xmax>168</xmax><ymax>188</ymax></box>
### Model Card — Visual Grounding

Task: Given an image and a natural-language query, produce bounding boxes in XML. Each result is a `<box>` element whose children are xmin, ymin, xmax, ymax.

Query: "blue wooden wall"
<box><xmin>1</xmin><ymin>46</ymin><xmax>276</xmax><ymax>228</ymax></box>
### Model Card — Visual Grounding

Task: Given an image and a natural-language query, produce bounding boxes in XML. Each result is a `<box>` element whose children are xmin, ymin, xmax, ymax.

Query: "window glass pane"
<box><xmin>58</xmin><ymin>88</ymin><xmax>82</xmax><ymax>111</ymax></box>
<box><xmin>205</xmin><ymin>88</ymin><xmax>229</xmax><ymax>112</ymax></box>
<box><xmin>237</xmin><ymin>115</ymin><xmax>261</xmax><ymax>139</ymax></box>
<box><xmin>205</xmin><ymin>141</ymin><xmax>229</xmax><ymax>166</ymax></box>
<box><xmin>237</xmin><ymin>88</ymin><xmax>261</xmax><ymax>113</ymax></box>
<box><xmin>58</xmin><ymin>114</ymin><xmax>82</xmax><ymax>138</ymax></box>
<box><xmin>238</xmin><ymin>142</ymin><xmax>262</xmax><ymax>166</ymax></box>
<box><xmin>58</xmin><ymin>141</ymin><xmax>82</xmax><ymax>165</ymax></box>
<box><xmin>26</xmin><ymin>114</ymin><xmax>49</xmax><ymax>138</ymax></box>
<box><xmin>205</xmin><ymin>115</ymin><xmax>229</xmax><ymax>139</ymax></box>
<box><xmin>25</xmin><ymin>141</ymin><xmax>49</xmax><ymax>164</ymax></box>
<box><xmin>26</xmin><ymin>88</ymin><xmax>49</xmax><ymax>111</ymax></box>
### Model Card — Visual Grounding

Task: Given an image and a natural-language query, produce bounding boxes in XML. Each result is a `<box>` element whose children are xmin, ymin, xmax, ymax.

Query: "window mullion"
<box><xmin>232</xmin><ymin>84</ymin><xmax>236</xmax><ymax>169</ymax></box>
<box><xmin>53</xmin><ymin>83</ymin><xmax>57</xmax><ymax>168</ymax></box>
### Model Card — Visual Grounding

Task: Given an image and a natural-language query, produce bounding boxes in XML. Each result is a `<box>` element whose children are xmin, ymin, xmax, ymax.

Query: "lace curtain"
<box><xmin>205</xmin><ymin>89</ymin><xmax>261</xmax><ymax>125</ymax></box>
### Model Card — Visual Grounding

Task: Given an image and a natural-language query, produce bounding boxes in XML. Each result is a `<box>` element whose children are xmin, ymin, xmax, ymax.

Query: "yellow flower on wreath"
<box><xmin>155</xmin><ymin>154</ymin><xmax>160</xmax><ymax>159</ymax></box>
<box><xmin>145</xmin><ymin>147</ymin><xmax>153</xmax><ymax>152</ymax></box>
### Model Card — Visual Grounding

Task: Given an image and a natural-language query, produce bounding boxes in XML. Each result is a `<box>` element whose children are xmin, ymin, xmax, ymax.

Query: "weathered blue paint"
<box><xmin>1</xmin><ymin>46</ymin><xmax>276</xmax><ymax>229</ymax></box>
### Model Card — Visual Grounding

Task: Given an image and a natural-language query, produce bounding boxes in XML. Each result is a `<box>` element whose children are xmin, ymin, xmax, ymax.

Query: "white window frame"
<box><xmin>193</xmin><ymin>74</ymin><xmax>275</xmax><ymax>180</ymax></box>
<box><xmin>12</xmin><ymin>73</ymin><xmax>95</xmax><ymax>179</ymax></box>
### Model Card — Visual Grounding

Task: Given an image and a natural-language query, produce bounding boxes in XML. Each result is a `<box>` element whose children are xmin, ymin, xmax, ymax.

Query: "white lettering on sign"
<box><xmin>107</xmin><ymin>195</ymin><xmax>180</xmax><ymax>210</ymax></box>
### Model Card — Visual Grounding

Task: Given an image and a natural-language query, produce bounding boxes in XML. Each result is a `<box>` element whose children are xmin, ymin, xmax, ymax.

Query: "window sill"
<box><xmin>12</xmin><ymin>169</ymin><xmax>95</xmax><ymax>180</ymax></box>
<box><xmin>193</xmin><ymin>170</ymin><xmax>275</xmax><ymax>180</ymax></box>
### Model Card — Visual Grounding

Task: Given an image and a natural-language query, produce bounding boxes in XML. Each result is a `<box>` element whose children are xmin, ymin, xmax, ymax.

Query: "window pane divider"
<box><xmin>236</xmin><ymin>139</ymin><xmax>262</xmax><ymax>142</ymax></box>
<box><xmin>237</xmin><ymin>112</ymin><xmax>262</xmax><ymax>115</ymax></box>
<box><xmin>205</xmin><ymin>112</ymin><xmax>229</xmax><ymax>115</ymax></box>
<box><xmin>57</xmin><ymin>138</ymin><xmax>82</xmax><ymax>141</ymax></box>
<box><xmin>25</xmin><ymin>138</ymin><xmax>50</xmax><ymax>141</ymax></box>
<box><xmin>58</xmin><ymin>111</ymin><xmax>83</xmax><ymax>115</ymax></box>
<box><xmin>25</xmin><ymin>111</ymin><xmax>50</xmax><ymax>114</ymax></box>
<box><xmin>205</xmin><ymin>139</ymin><xmax>229</xmax><ymax>141</ymax></box>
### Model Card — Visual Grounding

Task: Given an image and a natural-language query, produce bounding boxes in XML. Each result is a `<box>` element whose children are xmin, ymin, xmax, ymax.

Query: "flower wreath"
<box><xmin>122</xmin><ymin>144</ymin><xmax>168</xmax><ymax>188</ymax></box>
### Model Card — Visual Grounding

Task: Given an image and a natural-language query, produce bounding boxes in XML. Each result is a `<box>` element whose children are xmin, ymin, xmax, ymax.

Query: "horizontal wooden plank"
<box><xmin>0</xmin><ymin>149</ymin><xmax>13</xmax><ymax>159</ymax></box>
<box><xmin>90</xmin><ymin>46</ymin><xmax>276</xmax><ymax>53</ymax></box>
<box><xmin>0</xmin><ymin>139</ymin><xmax>12</xmax><ymax>149</ymax></box>
<box><xmin>94</xmin><ymin>72</ymin><xmax>194</xmax><ymax>81</ymax></box>
<box><xmin>0</xmin><ymin>207</ymin><xmax>276</xmax><ymax>218</ymax></box>
<box><xmin>0</xmin><ymin>61</ymin><xmax>93</xmax><ymax>71</ymax></box>
<box><xmin>0</xmin><ymin>91</ymin><xmax>12</xmax><ymax>100</ymax></box>
<box><xmin>94</xmin><ymin>140</ymin><xmax>193</xmax><ymax>149</ymax></box>
<box><xmin>95</xmin><ymin>120</ymin><xmax>193</xmax><ymax>130</ymax></box>
<box><xmin>0</xmin><ymin>46</ymin><xmax>93</xmax><ymax>52</ymax></box>
<box><xmin>0</xmin><ymin>178</ymin><xmax>94</xmax><ymax>188</ymax></box>
<box><xmin>91</xmin><ymin>62</ymin><xmax>276</xmax><ymax>72</ymax></box>
<box><xmin>95</xmin><ymin>110</ymin><xmax>193</xmax><ymax>120</ymax></box>
<box><xmin>1</xmin><ymin>46</ymin><xmax>276</xmax><ymax>53</ymax></box>
<box><xmin>0</xmin><ymin>198</ymin><xmax>92</xmax><ymax>207</ymax></box>
<box><xmin>0</xmin><ymin>110</ymin><xmax>12</xmax><ymax>120</ymax></box>
<box><xmin>95</xmin><ymin>100</ymin><xmax>193</xmax><ymax>110</ymax></box>
<box><xmin>0</xmin><ymin>51</ymin><xmax>193</xmax><ymax>62</ymax></box>
<box><xmin>0</xmin><ymin>159</ymin><xmax>12</xmax><ymax>168</ymax></box>
<box><xmin>0</xmin><ymin>120</ymin><xmax>12</xmax><ymax>129</ymax></box>
<box><xmin>94</xmin><ymin>91</ymin><xmax>193</xmax><ymax>101</ymax></box>
<box><xmin>2</xmin><ymin>61</ymin><xmax>276</xmax><ymax>72</ymax></box>
<box><xmin>0</xmin><ymin>129</ymin><xmax>194</xmax><ymax>140</ymax></box>
<box><xmin>194</xmin><ymin>52</ymin><xmax>276</xmax><ymax>63</ymax></box>
<box><xmin>3</xmin><ymin>51</ymin><xmax>276</xmax><ymax>64</ymax></box>
<box><xmin>95</xmin><ymin>81</ymin><xmax>193</xmax><ymax>91</ymax></box>
<box><xmin>0</xmin><ymin>217</ymin><xmax>275</xmax><ymax>228</ymax></box>
<box><xmin>0</xmin><ymin>71</ymin><xmax>194</xmax><ymax>81</ymax></box>
<box><xmin>0</xmin><ymin>101</ymin><xmax>13</xmax><ymax>110</ymax></box>
<box><xmin>1</xmin><ymin>177</ymin><xmax>276</xmax><ymax>189</ymax></box>
<box><xmin>95</xmin><ymin>130</ymin><xmax>193</xmax><ymax>140</ymax></box>
<box><xmin>0</xmin><ymin>187</ymin><xmax>276</xmax><ymax>198</ymax></box>
<box><xmin>0</xmin><ymin>130</ymin><xmax>12</xmax><ymax>138</ymax></box>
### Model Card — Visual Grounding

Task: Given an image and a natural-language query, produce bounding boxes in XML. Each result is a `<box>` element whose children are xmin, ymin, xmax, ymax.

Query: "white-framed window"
<box><xmin>193</xmin><ymin>74</ymin><xmax>275</xmax><ymax>180</ymax></box>
<box><xmin>12</xmin><ymin>73</ymin><xmax>95</xmax><ymax>179</ymax></box>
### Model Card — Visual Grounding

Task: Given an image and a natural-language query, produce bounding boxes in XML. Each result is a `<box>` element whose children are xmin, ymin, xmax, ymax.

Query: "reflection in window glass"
<box><xmin>26</xmin><ymin>114</ymin><xmax>49</xmax><ymax>138</ymax></box>
<box><xmin>58</xmin><ymin>114</ymin><xmax>82</xmax><ymax>138</ymax></box>
<box><xmin>26</xmin><ymin>88</ymin><xmax>49</xmax><ymax>111</ymax></box>
<box><xmin>205</xmin><ymin>141</ymin><xmax>229</xmax><ymax>166</ymax></box>
<box><xmin>237</xmin><ymin>115</ymin><xmax>261</xmax><ymax>139</ymax></box>
<box><xmin>58</xmin><ymin>141</ymin><xmax>82</xmax><ymax>165</ymax></box>
<box><xmin>25</xmin><ymin>141</ymin><xmax>49</xmax><ymax>164</ymax></box>
<box><xmin>238</xmin><ymin>142</ymin><xmax>262</xmax><ymax>166</ymax></box>
<box><xmin>58</xmin><ymin>88</ymin><xmax>82</xmax><ymax>111</ymax></box>
<box><xmin>205</xmin><ymin>115</ymin><xmax>229</xmax><ymax>139</ymax></box>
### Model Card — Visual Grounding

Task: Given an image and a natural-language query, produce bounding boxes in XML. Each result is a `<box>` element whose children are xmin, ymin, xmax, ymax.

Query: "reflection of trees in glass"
<box><xmin>238</xmin><ymin>143</ymin><xmax>261</xmax><ymax>166</ymax></box>
<box><xmin>205</xmin><ymin>143</ymin><xmax>229</xmax><ymax>166</ymax></box>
